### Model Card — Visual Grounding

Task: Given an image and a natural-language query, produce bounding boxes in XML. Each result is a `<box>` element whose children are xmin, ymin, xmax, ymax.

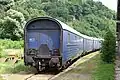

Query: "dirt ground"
<box><xmin>51</xmin><ymin>51</ymin><xmax>99</xmax><ymax>80</ymax></box>
<box><xmin>0</xmin><ymin>68</ymin><xmax>56</xmax><ymax>80</ymax></box>
<box><xmin>0</xmin><ymin>51</ymin><xmax>99</xmax><ymax>80</ymax></box>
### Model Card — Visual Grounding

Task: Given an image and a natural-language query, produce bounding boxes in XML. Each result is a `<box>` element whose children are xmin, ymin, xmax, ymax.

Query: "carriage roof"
<box><xmin>25</xmin><ymin>17</ymin><xmax>103</xmax><ymax>41</ymax></box>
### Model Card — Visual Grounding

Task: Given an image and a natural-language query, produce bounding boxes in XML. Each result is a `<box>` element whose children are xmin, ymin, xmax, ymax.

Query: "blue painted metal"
<box><xmin>24</xmin><ymin>17</ymin><xmax>102</xmax><ymax>68</ymax></box>
<box><xmin>27</xmin><ymin>32</ymin><xmax>39</xmax><ymax>48</ymax></box>
<box><xmin>27</xmin><ymin>30</ymin><xmax>60</xmax><ymax>50</ymax></box>
<box><xmin>62</xmin><ymin>30</ymin><xmax>84</xmax><ymax>63</ymax></box>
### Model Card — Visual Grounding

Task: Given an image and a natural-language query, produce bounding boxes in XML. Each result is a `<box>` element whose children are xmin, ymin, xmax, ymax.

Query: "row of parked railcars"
<box><xmin>24</xmin><ymin>17</ymin><xmax>103</xmax><ymax>71</ymax></box>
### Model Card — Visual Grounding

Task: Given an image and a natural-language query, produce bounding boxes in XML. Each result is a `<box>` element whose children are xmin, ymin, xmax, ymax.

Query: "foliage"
<box><xmin>101</xmin><ymin>29</ymin><xmax>116</xmax><ymax>63</ymax></box>
<box><xmin>0</xmin><ymin>0</ymin><xmax>14</xmax><ymax>12</ymax></box>
<box><xmin>54</xmin><ymin>52</ymin><xmax>114</xmax><ymax>80</ymax></box>
<box><xmin>0</xmin><ymin>39</ymin><xmax>23</xmax><ymax>49</ymax></box>
<box><xmin>0</xmin><ymin>16</ymin><xmax>23</xmax><ymax>40</ymax></box>
<box><xmin>0</xmin><ymin>60</ymin><xmax>31</xmax><ymax>73</ymax></box>
<box><xmin>0</xmin><ymin>46</ymin><xmax>4</xmax><ymax>58</ymax></box>
<box><xmin>0</xmin><ymin>0</ymin><xmax>116</xmax><ymax>40</ymax></box>
<box><xmin>93</xmin><ymin>56</ymin><xmax>114</xmax><ymax>80</ymax></box>
<box><xmin>0</xmin><ymin>75</ymin><xmax>4</xmax><ymax>80</ymax></box>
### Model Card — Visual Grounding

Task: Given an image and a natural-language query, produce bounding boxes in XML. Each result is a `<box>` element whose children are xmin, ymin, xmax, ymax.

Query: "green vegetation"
<box><xmin>53</xmin><ymin>54</ymin><xmax>114</xmax><ymax>80</ymax></box>
<box><xmin>0</xmin><ymin>1</ymin><xmax>116</xmax><ymax>78</ymax></box>
<box><xmin>94</xmin><ymin>28</ymin><xmax>115</xmax><ymax>80</ymax></box>
<box><xmin>0</xmin><ymin>76</ymin><xmax>4</xmax><ymax>80</ymax></box>
<box><xmin>0</xmin><ymin>60</ymin><xmax>31</xmax><ymax>74</ymax></box>
<box><xmin>0</xmin><ymin>39</ymin><xmax>23</xmax><ymax>57</ymax></box>
<box><xmin>53</xmin><ymin>53</ymin><xmax>99</xmax><ymax>80</ymax></box>
<box><xmin>3</xmin><ymin>49</ymin><xmax>23</xmax><ymax>58</ymax></box>
<box><xmin>0</xmin><ymin>0</ymin><xmax>116</xmax><ymax>40</ymax></box>
<box><xmin>93</xmin><ymin>57</ymin><xmax>114</xmax><ymax>80</ymax></box>
<box><xmin>0</xmin><ymin>46</ymin><xmax>4</xmax><ymax>58</ymax></box>
<box><xmin>0</xmin><ymin>39</ymin><xmax>23</xmax><ymax>49</ymax></box>
<box><xmin>101</xmin><ymin>29</ymin><xmax>116</xmax><ymax>63</ymax></box>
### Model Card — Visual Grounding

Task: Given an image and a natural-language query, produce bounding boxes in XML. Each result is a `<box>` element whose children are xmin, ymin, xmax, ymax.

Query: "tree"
<box><xmin>0</xmin><ymin>0</ymin><xmax>14</xmax><ymax>11</ymax></box>
<box><xmin>0</xmin><ymin>0</ymin><xmax>116</xmax><ymax>40</ymax></box>
<box><xmin>101</xmin><ymin>29</ymin><xmax>116</xmax><ymax>63</ymax></box>
<box><xmin>7</xmin><ymin>9</ymin><xmax>25</xmax><ymax>25</ymax></box>
<box><xmin>0</xmin><ymin>16</ymin><xmax>23</xmax><ymax>40</ymax></box>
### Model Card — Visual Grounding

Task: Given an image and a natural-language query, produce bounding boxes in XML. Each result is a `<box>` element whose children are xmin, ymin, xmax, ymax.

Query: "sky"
<box><xmin>93</xmin><ymin>0</ymin><xmax>117</xmax><ymax>11</ymax></box>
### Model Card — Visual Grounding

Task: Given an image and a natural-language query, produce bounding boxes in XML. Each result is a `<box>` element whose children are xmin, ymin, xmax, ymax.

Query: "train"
<box><xmin>24</xmin><ymin>17</ymin><xmax>103</xmax><ymax>71</ymax></box>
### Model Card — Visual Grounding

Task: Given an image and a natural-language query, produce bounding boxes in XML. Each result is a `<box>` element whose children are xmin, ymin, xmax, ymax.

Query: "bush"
<box><xmin>0</xmin><ymin>46</ymin><xmax>4</xmax><ymax>58</ymax></box>
<box><xmin>101</xmin><ymin>29</ymin><xmax>116</xmax><ymax>63</ymax></box>
<box><xmin>0</xmin><ymin>60</ymin><xmax>31</xmax><ymax>74</ymax></box>
<box><xmin>0</xmin><ymin>39</ymin><xmax>23</xmax><ymax>49</ymax></box>
<box><xmin>93</xmin><ymin>58</ymin><xmax>114</xmax><ymax>80</ymax></box>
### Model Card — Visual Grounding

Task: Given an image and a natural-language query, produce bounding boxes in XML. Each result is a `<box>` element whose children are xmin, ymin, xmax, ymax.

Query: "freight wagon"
<box><xmin>24</xmin><ymin>17</ymin><xmax>103</xmax><ymax>71</ymax></box>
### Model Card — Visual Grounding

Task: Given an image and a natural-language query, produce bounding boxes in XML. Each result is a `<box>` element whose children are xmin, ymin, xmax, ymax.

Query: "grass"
<box><xmin>0</xmin><ymin>48</ymin><xmax>23</xmax><ymax>59</ymax></box>
<box><xmin>53</xmin><ymin>53</ymin><xmax>115</xmax><ymax>80</ymax></box>
<box><xmin>0</xmin><ymin>60</ymin><xmax>31</xmax><ymax>74</ymax></box>
<box><xmin>4</xmin><ymin>49</ymin><xmax>23</xmax><ymax>58</ymax></box>
<box><xmin>0</xmin><ymin>76</ymin><xmax>4</xmax><ymax>80</ymax></box>
<box><xmin>0</xmin><ymin>51</ymin><xmax>115</xmax><ymax>80</ymax></box>
<box><xmin>0</xmin><ymin>39</ymin><xmax>23</xmax><ymax>49</ymax></box>
<box><xmin>53</xmin><ymin>54</ymin><xmax>99</xmax><ymax>80</ymax></box>
<box><xmin>93</xmin><ymin>56</ymin><xmax>115</xmax><ymax>80</ymax></box>
<box><xmin>0</xmin><ymin>48</ymin><xmax>28</xmax><ymax>74</ymax></box>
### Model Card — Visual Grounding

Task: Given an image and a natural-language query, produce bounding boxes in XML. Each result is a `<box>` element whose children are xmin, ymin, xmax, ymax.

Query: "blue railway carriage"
<box><xmin>24</xmin><ymin>17</ymin><xmax>102</xmax><ymax>71</ymax></box>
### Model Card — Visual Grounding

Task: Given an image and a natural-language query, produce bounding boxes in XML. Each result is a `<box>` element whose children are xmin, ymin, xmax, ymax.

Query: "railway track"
<box><xmin>24</xmin><ymin>73</ymin><xmax>54</xmax><ymax>80</ymax></box>
<box><xmin>24</xmin><ymin>51</ymin><xmax>99</xmax><ymax>80</ymax></box>
<box><xmin>0</xmin><ymin>51</ymin><xmax>99</xmax><ymax>80</ymax></box>
<box><xmin>1</xmin><ymin>68</ymin><xmax>60</xmax><ymax>80</ymax></box>
<box><xmin>24</xmin><ymin>69</ymin><xmax>60</xmax><ymax>80</ymax></box>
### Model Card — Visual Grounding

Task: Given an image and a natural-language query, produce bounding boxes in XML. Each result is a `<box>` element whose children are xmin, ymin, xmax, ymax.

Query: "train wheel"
<box><xmin>63</xmin><ymin>61</ymin><xmax>69</xmax><ymax>69</ymax></box>
<box><xmin>63</xmin><ymin>64</ymin><xmax>67</xmax><ymax>69</ymax></box>
<box><xmin>38</xmin><ymin>62</ymin><xmax>42</xmax><ymax>71</ymax></box>
<box><xmin>67</xmin><ymin>60</ymin><xmax>72</xmax><ymax>67</ymax></box>
<box><xmin>57</xmin><ymin>66</ymin><xmax>63</xmax><ymax>71</ymax></box>
<box><xmin>36</xmin><ymin>61</ymin><xmax>43</xmax><ymax>72</ymax></box>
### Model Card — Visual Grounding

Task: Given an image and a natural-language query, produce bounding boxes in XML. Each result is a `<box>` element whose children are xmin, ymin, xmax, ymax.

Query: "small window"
<box><xmin>68</xmin><ymin>33</ymin><xmax>70</xmax><ymax>43</ymax></box>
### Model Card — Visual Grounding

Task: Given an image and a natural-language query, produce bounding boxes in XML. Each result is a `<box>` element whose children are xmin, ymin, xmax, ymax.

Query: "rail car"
<box><xmin>24</xmin><ymin>17</ymin><xmax>103</xmax><ymax>71</ymax></box>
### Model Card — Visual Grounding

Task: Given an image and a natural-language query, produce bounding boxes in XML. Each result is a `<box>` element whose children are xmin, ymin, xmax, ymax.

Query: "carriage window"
<box><xmin>68</xmin><ymin>33</ymin><xmax>70</xmax><ymax>43</ymax></box>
